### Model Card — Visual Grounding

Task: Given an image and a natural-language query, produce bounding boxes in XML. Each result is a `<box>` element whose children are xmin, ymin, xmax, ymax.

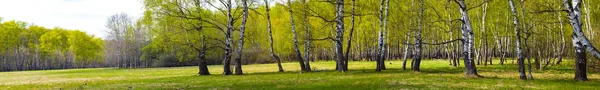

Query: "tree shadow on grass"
<box><xmin>117</xmin><ymin>73</ymin><xmax>478</xmax><ymax>90</ymax></box>
<box><xmin>120</xmin><ymin>72</ymin><xmax>600</xmax><ymax>90</ymax></box>
<box><xmin>54</xmin><ymin>66</ymin><xmax>600</xmax><ymax>90</ymax></box>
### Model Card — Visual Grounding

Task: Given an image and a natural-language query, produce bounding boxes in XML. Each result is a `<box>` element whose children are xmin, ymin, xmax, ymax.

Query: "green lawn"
<box><xmin>1</xmin><ymin>59</ymin><xmax>600</xmax><ymax>90</ymax></box>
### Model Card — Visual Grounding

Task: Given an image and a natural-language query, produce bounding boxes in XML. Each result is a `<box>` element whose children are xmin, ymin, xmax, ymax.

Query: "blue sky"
<box><xmin>0</xmin><ymin>0</ymin><xmax>144</xmax><ymax>39</ymax></box>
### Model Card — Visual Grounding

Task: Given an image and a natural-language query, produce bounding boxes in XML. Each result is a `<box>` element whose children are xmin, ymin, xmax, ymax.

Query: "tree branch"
<box><xmin>401</xmin><ymin>39</ymin><xmax>464</xmax><ymax>45</ymax></box>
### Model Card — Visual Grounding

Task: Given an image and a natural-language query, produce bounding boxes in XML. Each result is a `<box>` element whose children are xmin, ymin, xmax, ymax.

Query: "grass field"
<box><xmin>1</xmin><ymin>59</ymin><xmax>600</xmax><ymax>90</ymax></box>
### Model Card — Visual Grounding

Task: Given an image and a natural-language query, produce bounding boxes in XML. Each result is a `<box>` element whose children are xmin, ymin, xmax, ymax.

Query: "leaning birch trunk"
<box><xmin>344</xmin><ymin>0</ymin><xmax>357</xmax><ymax>70</ymax></box>
<box><xmin>264</xmin><ymin>0</ymin><xmax>284</xmax><ymax>72</ymax></box>
<box><xmin>412</xmin><ymin>0</ymin><xmax>424</xmax><ymax>71</ymax></box>
<box><xmin>222</xmin><ymin>0</ymin><xmax>234</xmax><ymax>75</ymax></box>
<box><xmin>457</xmin><ymin>0</ymin><xmax>480</xmax><ymax>77</ymax></box>
<box><xmin>562</xmin><ymin>0</ymin><xmax>600</xmax><ymax>81</ymax></box>
<box><xmin>508</xmin><ymin>0</ymin><xmax>526</xmax><ymax>80</ymax></box>
<box><xmin>556</xmin><ymin>4</ymin><xmax>566</xmax><ymax>65</ymax></box>
<box><xmin>335</xmin><ymin>0</ymin><xmax>346</xmax><ymax>72</ymax></box>
<box><xmin>234</xmin><ymin>0</ymin><xmax>249</xmax><ymax>75</ymax></box>
<box><xmin>287</xmin><ymin>0</ymin><xmax>308</xmax><ymax>72</ymax></box>
<box><xmin>402</xmin><ymin>36</ymin><xmax>410</xmax><ymax>70</ymax></box>
<box><xmin>302</xmin><ymin>0</ymin><xmax>312</xmax><ymax>71</ymax></box>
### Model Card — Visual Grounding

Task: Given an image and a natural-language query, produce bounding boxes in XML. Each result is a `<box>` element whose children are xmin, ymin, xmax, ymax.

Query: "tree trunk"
<box><xmin>402</xmin><ymin>36</ymin><xmax>410</xmax><ymax>70</ymax></box>
<box><xmin>574</xmin><ymin>39</ymin><xmax>588</xmax><ymax>81</ymax></box>
<box><xmin>562</xmin><ymin>0</ymin><xmax>600</xmax><ymax>81</ymax></box>
<box><xmin>520</xmin><ymin>0</ymin><xmax>534</xmax><ymax>79</ymax></box>
<box><xmin>288</xmin><ymin>0</ymin><xmax>308</xmax><ymax>72</ymax></box>
<box><xmin>446</xmin><ymin>1</ymin><xmax>458</xmax><ymax>67</ymax></box>
<box><xmin>222</xmin><ymin>0</ymin><xmax>234</xmax><ymax>75</ymax></box>
<box><xmin>481</xmin><ymin>0</ymin><xmax>489</xmax><ymax>66</ymax></box>
<box><xmin>412</xmin><ymin>0</ymin><xmax>424</xmax><ymax>72</ymax></box>
<box><xmin>302</xmin><ymin>0</ymin><xmax>312</xmax><ymax>72</ymax></box>
<box><xmin>509</xmin><ymin>0</ymin><xmax>526</xmax><ymax>80</ymax></box>
<box><xmin>233</xmin><ymin>0</ymin><xmax>249</xmax><ymax>75</ymax></box>
<box><xmin>457</xmin><ymin>0</ymin><xmax>480</xmax><ymax>77</ymax></box>
<box><xmin>335</xmin><ymin>0</ymin><xmax>346</xmax><ymax>72</ymax></box>
<box><xmin>495</xmin><ymin>31</ymin><xmax>504</xmax><ymax>65</ymax></box>
<box><xmin>376</xmin><ymin>0</ymin><xmax>388</xmax><ymax>72</ymax></box>
<box><xmin>582</xmin><ymin>0</ymin><xmax>593</xmax><ymax>40</ymax></box>
<box><xmin>264</xmin><ymin>0</ymin><xmax>284</xmax><ymax>72</ymax></box>
<box><xmin>556</xmin><ymin>3</ymin><xmax>566</xmax><ymax>65</ymax></box>
<box><xmin>344</xmin><ymin>0</ymin><xmax>356</xmax><ymax>71</ymax></box>
<box><xmin>198</xmin><ymin>40</ymin><xmax>210</xmax><ymax>75</ymax></box>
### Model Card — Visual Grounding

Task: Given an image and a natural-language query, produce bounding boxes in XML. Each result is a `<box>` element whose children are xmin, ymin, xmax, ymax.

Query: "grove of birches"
<box><xmin>1</xmin><ymin>0</ymin><xmax>600</xmax><ymax>81</ymax></box>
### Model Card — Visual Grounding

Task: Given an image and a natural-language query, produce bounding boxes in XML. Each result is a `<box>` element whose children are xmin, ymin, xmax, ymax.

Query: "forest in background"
<box><xmin>1</xmin><ymin>0</ymin><xmax>600</xmax><ymax>81</ymax></box>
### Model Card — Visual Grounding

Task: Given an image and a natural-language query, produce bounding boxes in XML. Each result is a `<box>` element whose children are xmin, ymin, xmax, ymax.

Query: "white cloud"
<box><xmin>0</xmin><ymin>0</ymin><xmax>144</xmax><ymax>39</ymax></box>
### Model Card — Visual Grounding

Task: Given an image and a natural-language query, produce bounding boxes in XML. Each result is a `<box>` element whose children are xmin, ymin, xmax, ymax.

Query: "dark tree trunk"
<box><xmin>197</xmin><ymin>35</ymin><xmax>210</xmax><ymax>75</ymax></box>
<box><xmin>344</xmin><ymin>0</ymin><xmax>356</xmax><ymax>71</ymax></box>
<box><xmin>198</xmin><ymin>50</ymin><xmax>210</xmax><ymax>75</ymax></box>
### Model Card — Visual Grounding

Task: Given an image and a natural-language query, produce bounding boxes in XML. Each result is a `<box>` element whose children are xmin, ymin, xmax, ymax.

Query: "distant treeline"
<box><xmin>0</xmin><ymin>20</ymin><xmax>103</xmax><ymax>71</ymax></box>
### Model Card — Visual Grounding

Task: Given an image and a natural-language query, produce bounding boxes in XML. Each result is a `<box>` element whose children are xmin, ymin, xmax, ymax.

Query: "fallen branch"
<box><xmin>310</xmin><ymin>37</ymin><xmax>337</xmax><ymax>41</ymax></box>
<box><xmin>401</xmin><ymin>39</ymin><xmax>463</xmax><ymax>45</ymax></box>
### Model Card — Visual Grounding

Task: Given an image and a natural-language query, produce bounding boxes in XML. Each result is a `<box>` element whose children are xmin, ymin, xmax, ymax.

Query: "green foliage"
<box><xmin>38</xmin><ymin>28</ymin><xmax>104</xmax><ymax>62</ymax></box>
<box><xmin>40</xmin><ymin>28</ymin><xmax>70</xmax><ymax>54</ymax></box>
<box><xmin>0</xmin><ymin>20</ymin><xmax>104</xmax><ymax>63</ymax></box>
<box><xmin>138</xmin><ymin>0</ymin><xmax>589</xmax><ymax>64</ymax></box>
<box><xmin>67</xmin><ymin>30</ymin><xmax>104</xmax><ymax>62</ymax></box>
<box><xmin>0</xmin><ymin>21</ymin><xmax>26</xmax><ymax>53</ymax></box>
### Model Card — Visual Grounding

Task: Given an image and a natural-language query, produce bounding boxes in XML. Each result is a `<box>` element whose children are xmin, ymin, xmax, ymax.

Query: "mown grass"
<box><xmin>1</xmin><ymin>59</ymin><xmax>599</xmax><ymax>90</ymax></box>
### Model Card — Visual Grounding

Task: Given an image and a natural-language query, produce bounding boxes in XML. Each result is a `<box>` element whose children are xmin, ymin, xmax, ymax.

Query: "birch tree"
<box><xmin>264</xmin><ymin>0</ymin><xmax>284</xmax><ymax>72</ymax></box>
<box><xmin>302</xmin><ymin>0</ymin><xmax>312</xmax><ymax>71</ymax></box>
<box><xmin>344</xmin><ymin>0</ymin><xmax>356</xmax><ymax>71</ymax></box>
<box><xmin>456</xmin><ymin>0</ymin><xmax>480</xmax><ymax>77</ymax></box>
<box><xmin>288</xmin><ymin>0</ymin><xmax>308</xmax><ymax>72</ymax></box>
<box><xmin>335</xmin><ymin>0</ymin><xmax>346</xmax><ymax>72</ymax></box>
<box><xmin>223</xmin><ymin>0</ymin><xmax>234</xmax><ymax>75</ymax></box>
<box><xmin>234</xmin><ymin>0</ymin><xmax>249</xmax><ymax>75</ymax></box>
<box><xmin>508</xmin><ymin>0</ymin><xmax>527</xmax><ymax>80</ymax></box>
<box><xmin>412</xmin><ymin>0</ymin><xmax>423</xmax><ymax>71</ymax></box>
<box><xmin>562</xmin><ymin>0</ymin><xmax>600</xmax><ymax>81</ymax></box>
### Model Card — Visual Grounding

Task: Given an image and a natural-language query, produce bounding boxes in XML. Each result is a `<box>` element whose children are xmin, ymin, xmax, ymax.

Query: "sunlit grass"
<box><xmin>1</xmin><ymin>59</ymin><xmax>599</xmax><ymax>89</ymax></box>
